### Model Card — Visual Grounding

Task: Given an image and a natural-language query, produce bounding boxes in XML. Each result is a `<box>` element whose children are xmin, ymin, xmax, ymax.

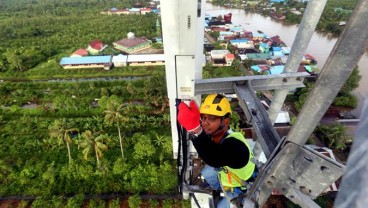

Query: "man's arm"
<box><xmin>191</xmin><ymin>133</ymin><xmax>249</xmax><ymax>168</ymax></box>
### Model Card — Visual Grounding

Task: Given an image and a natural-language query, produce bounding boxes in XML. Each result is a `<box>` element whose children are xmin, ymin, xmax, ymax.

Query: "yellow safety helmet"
<box><xmin>200</xmin><ymin>94</ymin><xmax>232</xmax><ymax>117</ymax></box>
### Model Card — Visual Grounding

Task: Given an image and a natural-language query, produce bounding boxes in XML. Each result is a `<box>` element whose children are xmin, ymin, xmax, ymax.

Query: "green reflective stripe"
<box><xmin>218</xmin><ymin>132</ymin><xmax>255</xmax><ymax>188</ymax></box>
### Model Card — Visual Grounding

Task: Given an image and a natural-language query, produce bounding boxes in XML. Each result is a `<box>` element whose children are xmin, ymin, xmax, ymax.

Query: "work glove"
<box><xmin>178</xmin><ymin>100</ymin><xmax>200</xmax><ymax>132</ymax></box>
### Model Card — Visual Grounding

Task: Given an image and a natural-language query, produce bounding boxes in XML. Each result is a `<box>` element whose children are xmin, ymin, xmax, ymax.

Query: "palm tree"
<box><xmin>103</xmin><ymin>101</ymin><xmax>128</xmax><ymax>158</ymax></box>
<box><xmin>144</xmin><ymin>73</ymin><xmax>169</xmax><ymax>114</ymax></box>
<box><xmin>79</xmin><ymin>130</ymin><xmax>108</xmax><ymax>166</ymax></box>
<box><xmin>48</xmin><ymin>119</ymin><xmax>78</xmax><ymax>164</ymax></box>
<box><xmin>327</xmin><ymin>123</ymin><xmax>352</xmax><ymax>149</ymax></box>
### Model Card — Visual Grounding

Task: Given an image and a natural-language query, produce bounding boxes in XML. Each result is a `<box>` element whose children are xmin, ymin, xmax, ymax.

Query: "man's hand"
<box><xmin>178</xmin><ymin>100</ymin><xmax>200</xmax><ymax>132</ymax></box>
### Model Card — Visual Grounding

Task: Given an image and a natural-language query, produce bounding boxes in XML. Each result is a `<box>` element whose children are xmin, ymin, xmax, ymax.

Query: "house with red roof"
<box><xmin>225</xmin><ymin>54</ymin><xmax>235</xmax><ymax>66</ymax></box>
<box><xmin>210</xmin><ymin>50</ymin><xmax>235</xmax><ymax>67</ymax></box>
<box><xmin>71</xmin><ymin>49</ymin><xmax>89</xmax><ymax>57</ymax></box>
<box><xmin>108</xmin><ymin>8</ymin><xmax>129</xmax><ymax>15</ymax></box>
<box><xmin>140</xmin><ymin>8</ymin><xmax>152</xmax><ymax>15</ymax></box>
<box><xmin>113</xmin><ymin>32</ymin><xmax>152</xmax><ymax>54</ymax></box>
<box><xmin>87</xmin><ymin>40</ymin><xmax>107</xmax><ymax>55</ymax></box>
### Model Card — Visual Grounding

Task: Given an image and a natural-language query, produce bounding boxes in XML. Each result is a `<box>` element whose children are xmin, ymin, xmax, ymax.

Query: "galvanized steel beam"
<box><xmin>247</xmin><ymin>142</ymin><xmax>345</xmax><ymax>207</ymax></box>
<box><xmin>233</xmin><ymin>83</ymin><xmax>281</xmax><ymax>158</ymax></box>
<box><xmin>335</xmin><ymin>101</ymin><xmax>368</xmax><ymax>207</ymax></box>
<box><xmin>268</xmin><ymin>0</ymin><xmax>328</xmax><ymax>124</ymax></box>
<box><xmin>194</xmin><ymin>72</ymin><xmax>309</xmax><ymax>95</ymax></box>
<box><xmin>285</xmin><ymin>0</ymin><xmax>368</xmax><ymax>146</ymax></box>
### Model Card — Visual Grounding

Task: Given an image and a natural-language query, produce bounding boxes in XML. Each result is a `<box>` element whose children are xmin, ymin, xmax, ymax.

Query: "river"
<box><xmin>205</xmin><ymin>3</ymin><xmax>367</xmax><ymax>116</ymax></box>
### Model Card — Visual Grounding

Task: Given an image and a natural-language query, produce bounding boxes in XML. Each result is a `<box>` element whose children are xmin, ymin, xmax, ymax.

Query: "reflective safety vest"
<box><xmin>218</xmin><ymin>132</ymin><xmax>255</xmax><ymax>188</ymax></box>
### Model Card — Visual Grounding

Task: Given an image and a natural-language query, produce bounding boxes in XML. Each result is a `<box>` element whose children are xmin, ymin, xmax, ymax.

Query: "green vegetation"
<box><xmin>315</xmin><ymin>123</ymin><xmax>352</xmax><ymax>150</ymax></box>
<box><xmin>128</xmin><ymin>194</ymin><xmax>142</xmax><ymax>208</ymax></box>
<box><xmin>0</xmin><ymin>0</ymin><xmax>359</xmax><ymax>207</ymax></box>
<box><xmin>332</xmin><ymin>68</ymin><xmax>361</xmax><ymax>108</ymax></box>
<box><xmin>292</xmin><ymin>67</ymin><xmax>361</xmax><ymax>112</ymax></box>
<box><xmin>0</xmin><ymin>0</ymin><xmax>158</xmax><ymax>79</ymax></box>
<box><xmin>0</xmin><ymin>70</ymin><xmax>179</xmax><ymax>206</ymax></box>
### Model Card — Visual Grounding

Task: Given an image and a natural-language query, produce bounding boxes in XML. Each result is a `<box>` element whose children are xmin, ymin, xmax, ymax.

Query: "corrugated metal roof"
<box><xmin>246</xmin><ymin>53</ymin><xmax>271</xmax><ymax>59</ymax></box>
<box><xmin>219</xmin><ymin>31</ymin><xmax>234</xmax><ymax>35</ymax></box>
<box><xmin>269</xmin><ymin>65</ymin><xmax>284</xmax><ymax>74</ymax></box>
<box><xmin>230</xmin><ymin>39</ymin><xmax>248</xmax><ymax>43</ymax></box>
<box><xmin>211</xmin><ymin>50</ymin><xmax>229</xmax><ymax>55</ymax></box>
<box><xmin>72</xmin><ymin>49</ymin><xmax>89</xmax><ymax>56</ymax></box>
<box><xmin>60</xmin><ymin>56</ymin><xmax>111</xmax><ymax>65</ymax></box>
<box><xmin>89</xmin><ymin>39</ymin><xmax>105</xmax><ymax>50</ymax></box>
<box><xmin>114</xmin><ymin>37</ymin><xmax>150</xmax><ymax>48</ymax></box>
<box><xmin>229</xmin><ymin>27</ymin><xmax>242</xmax><ymax>33</ymax></box>
<box><xmin>129</xmin><ymin>8</ymin><xmax>140</xmax><ymax>12</ymax></box>
<box><xmin>127</xmin><ymin>54</ymin><xmax>165</xmax><ymax>62</ymax></box>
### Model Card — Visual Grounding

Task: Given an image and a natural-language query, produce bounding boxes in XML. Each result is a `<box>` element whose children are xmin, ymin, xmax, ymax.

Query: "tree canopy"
<box><xmin>0</xmin><ymin>0</ymin><xmax>158</xmax><ymax>74</ymax></box>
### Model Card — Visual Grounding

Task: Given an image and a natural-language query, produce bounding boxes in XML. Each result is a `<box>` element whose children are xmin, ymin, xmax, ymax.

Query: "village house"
<box><xmin>60</xmin><ymin>56</ymin><xmax>112</xmax><ymax>70</ymax></box>
<box><xmin>239</xmin><ymin>53</ymin><xmax>272</xmax><ymax>62</ymax></box>
<box><xmin>113</xmin><ymin>32</ymin><xmax>152</xmax><ymax>54</ymax></box>
<box><xmin>107</xmin><ymin>8</ymin><xmax>129</xmax><ymax>15</ymax></box>
<box><xmin>270</xmin><ymin>12</ymin><xmax>286</xmax><ymax>20</ymax></box>
<box><xmin>129</xmin><ymin>8</ymin><xmax>141</xmax><ymax>15</ymax></box>
<box><xmin>127</xmin><ymin>54</ymin><xmax>165</xmax><ymax>66</ymax></box>
<box><xmin>290</xmin><ymin>8</ymin><xmax>302</xmax><ymax>15</ymax></box>
<box><xmin>270</xmin><ymin>46</ymin><xmax>285</xmax><ymax>57</ymax></box>
<box><xmin>229</xmin><ymin>39</ymin><xmax>255</xmax><ymax>50</ymax></box>
<box><xmin>87</xmin><ymin>40</ymin><xmax>107</xmax><ymax>55</ymax></box>
<box><xmin>252</xmin><ymin>32</ymin><xmax>266</xmax><ymax>41</ymax></box>
<box><xmin>102</xmin><ymin>7</ymin><xmax>155</xmax><ymax>15</ymax></box>
<box><xmin>218</xmin><ymin>31</ymin><xmax>237</xmax><ymax>41</ymax></box>
<box><xmin>210</xmin><ymin>50</ymin><xmax>235</xmax><ymax>66</ymax></box>
<box><xmin>60</xmin><ymin>53</ymin><xmax>165</xmax><ymax>69</ymax></box>
<box><xmin>140</xmin><ymin>8</ymin><xmax>152</xmax><ymax>15</ymax></box>
<box><xmin>259</xmin><ymin>42</ymin><xmax>271</xmax><ymax>53</ymax></box>
<box><xmin>71</xmin><ymin>49</ymin><xmax>89</xmax><ymax>57</ymax></box>
<box><xmin>268</xmin><ymin>35</ymin><xmax>286</xmax><ymax>47</ymax></box>
<box><xmin>112</xmin><ymin>54</ymin><xmax>128</xmax><ymax>67</ymax></box>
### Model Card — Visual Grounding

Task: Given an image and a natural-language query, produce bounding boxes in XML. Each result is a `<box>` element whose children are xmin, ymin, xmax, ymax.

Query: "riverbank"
<box><xmin>210</xmin><ymin>0</ymin><xmax>353</xmax><ymax>36</ymax></box>
<box><xmin>205</xmin><ymin>3</ymin><xmax>367</xmax><ymax>120</ymax></box>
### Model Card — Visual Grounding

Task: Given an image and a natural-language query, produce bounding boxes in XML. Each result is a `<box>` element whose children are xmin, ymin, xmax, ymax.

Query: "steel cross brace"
<box><xmin>233</xmin><ymin>83</ymin><xmax>280</xmax><ymax>158</ymax></box>
<box><xmin>194</xmin><ymin>72</ymin><xmax>310</xmax><ymax>95</ymax></box>
<box><xmin>246</xmin><ymin>141</ymin><xmax>345</xmax><ymax>208</ymax></box>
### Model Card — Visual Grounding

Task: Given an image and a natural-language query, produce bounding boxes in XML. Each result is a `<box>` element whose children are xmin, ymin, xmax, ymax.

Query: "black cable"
<box><xmin>190</xmin><ymin>192</ymin><xmax>202</xmax><ymax>208</ymax></box>
<box><xmin>180</xmin><ymin>119</ymin><xmax>188</xmax><ymax>194</ymax></box>
<box><xmin>176</xmin><ymin>99</ymin><xmax>183</xmax><ymax>194</ymax></box>
<box><xmin>175</xmin><ymin>99</ymin><xmax>207</xmax><ymax>208</ymax></box>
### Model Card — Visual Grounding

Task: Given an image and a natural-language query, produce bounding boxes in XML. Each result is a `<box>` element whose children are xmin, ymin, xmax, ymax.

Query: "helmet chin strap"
<box><xmin>209</xmin><ymin>117</ymin><xmax>226</xmax><ymax>137</ymax></box>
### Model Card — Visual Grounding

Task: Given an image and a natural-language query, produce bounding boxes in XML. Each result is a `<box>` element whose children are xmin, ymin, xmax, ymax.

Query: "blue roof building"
<box><xmin>229</xmin><ymin>39</ymin><xmax>249</xmax><ymax>44</ymax></box>
<box><xmin>259</xmin><ymin>42</ymin><xmax>270</xmax><ymax>53</ymax></box>
<box><xmin>272</xmin><ymin>47</ymin><xmax>282</xmax><ymax>51</ymax></box>
<box><xmin>60</xmin><ymin>56</ymin><xmax>112</xmax><ymax>70</ymax></box>
<box><xmin>268</xmin><ymin>65</ymin><xmax>284</xmax><ymax>74</ymax></box>
<box><xmin>228</xmin><ymin>27</ymin><xmax>242</xmax><ymax>33</ymax></box>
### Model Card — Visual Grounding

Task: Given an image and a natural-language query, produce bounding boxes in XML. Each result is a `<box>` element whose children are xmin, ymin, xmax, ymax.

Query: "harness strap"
<box><xmin>222</xmin><ymin>167</ymin><xmax>248</xmax><ymax>187</ymax></box>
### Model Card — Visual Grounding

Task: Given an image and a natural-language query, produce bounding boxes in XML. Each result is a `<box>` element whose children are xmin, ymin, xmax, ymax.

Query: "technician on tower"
<box><xmin>178</xmin><ymin>94</ymin><xmax>257</xmax><ymax>208</ymax></box>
